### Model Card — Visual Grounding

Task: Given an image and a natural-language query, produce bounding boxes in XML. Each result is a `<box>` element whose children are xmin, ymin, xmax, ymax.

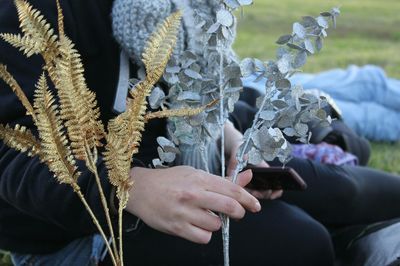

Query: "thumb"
<box><xmin>235</xmin><ymin>169</ymin><xmax>253</xmax><ymax>188</ymax></box>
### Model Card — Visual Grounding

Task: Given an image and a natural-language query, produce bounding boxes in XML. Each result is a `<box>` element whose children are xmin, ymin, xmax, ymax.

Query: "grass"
<box><xmin>0</xmin><ymin>0</ymin><xmax>399</xmax><ymax>265</ymax></box>
<box><xmin>234</xmin><ymin>0</ymin><xmax>400</xmax><ymax>173</ymax></box>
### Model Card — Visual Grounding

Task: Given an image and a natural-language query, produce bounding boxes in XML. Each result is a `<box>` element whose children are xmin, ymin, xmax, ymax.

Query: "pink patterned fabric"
<box><xmin>291</xmin><ymin>142</ymin><xmax>358</xmax><ymax>166</ymax></box>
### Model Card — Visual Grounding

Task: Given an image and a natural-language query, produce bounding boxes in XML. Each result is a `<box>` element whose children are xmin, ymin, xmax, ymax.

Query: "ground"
<box><xmin>1</xmin><ymin>0</ymin><xmax>399</xmax><ymax>264</ymax></box>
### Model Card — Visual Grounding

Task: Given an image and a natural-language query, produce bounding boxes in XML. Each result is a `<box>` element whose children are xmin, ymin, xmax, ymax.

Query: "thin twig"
<box><xmin>86</xmin><ymin>144</ymin><xmax>120</xmax><ymax>263</ymax></box>
<box><xmin>72</xmin><ymin>183</ymin><xmax>118</xmax><ymax>266</ymax></box>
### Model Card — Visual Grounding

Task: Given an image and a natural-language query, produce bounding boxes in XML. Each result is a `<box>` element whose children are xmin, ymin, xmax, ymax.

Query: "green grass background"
<box><xmin>234</xmin><ymin>0</ymin><xmax>400</xmax><ymax>174</ymax></box>
<box><xmin>1</xmin><ymin>0</ymin><xmax>399</xmax><ymax>264</ymax></box>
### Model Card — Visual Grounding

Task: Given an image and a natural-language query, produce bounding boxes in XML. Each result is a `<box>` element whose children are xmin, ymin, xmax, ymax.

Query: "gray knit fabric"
<box><xmin>111</xmin><ymin>0</ymin><xmax>234</xmax><ymax>173</ymax></box>
<box><xmin>111</xmin><ymin>0</ymin><xmax>184</xmax><ymax>64</ymax></box>
<box><xmin>111</xmin><ymin>0</ymin><xmax>233</xmax><ymax>65</ymax></box>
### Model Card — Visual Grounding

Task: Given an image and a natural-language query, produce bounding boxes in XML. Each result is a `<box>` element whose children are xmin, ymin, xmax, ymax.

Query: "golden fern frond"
<box><xmin>0</xmin><ymin>33</ymin><xmax>42</xmax><ymax>57</ymax></box>
<box><xmin>33</xmin><ymin>73</ymin><xmax>79</xmax><ymax>184</ymax></box>
<box><xmin>56</xmin><ymin>0</ymin><xmax>64</xmax><ymax>37</ymax></box>
<box><xmin>103</xmin><ymin>133</ymin><xmax>132</xmax><ymax>206</ymax></box>
<box><xmin>144</xmin><ymin>99</ymin><xmax>219</xmax><ymax>121</ymax></box>
<box><xmin>0</xmin><ymin>64</ymin><xmax>36</xmax><ymax>120</ymax></box>
<box><xmin>48</xmin><ymin>36</ymin><xmax>104</xmax><ymax>160</ymax></box>
<box><xmin>14</xmin><ymin>0</ymin><xmax>58</xmax><ymax>60</ymax></box>
<box><xmin>142</xmin><ymin>11</ymin><xmax>182</xmax><ymax>80</ymax></box>
<box><xmin>104</xmin><ymin>84</ymin><xmax>149</xmax><ymax>197</ymax></box>
<box><xmin>105</xmin><ymin>12</ymin><xmax>181</xmax><ymax>206</ymax></box>
<box><xmin>0</xmin><ymin>124</ymin><xmax>42</xmax><ymax>158</ymax></box>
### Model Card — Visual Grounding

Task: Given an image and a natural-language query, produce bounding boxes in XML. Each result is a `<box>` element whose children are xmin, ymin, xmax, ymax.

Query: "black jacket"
<box><xmin>0</xmin><ymin>0</ymin><xmax>164</xmax><ymax>254</ymax></box>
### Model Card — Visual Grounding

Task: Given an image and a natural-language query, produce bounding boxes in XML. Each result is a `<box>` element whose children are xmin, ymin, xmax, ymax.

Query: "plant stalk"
<box><xmin>72</xmin><ymin>183</ymin><xmax>118</xmax><ymax>266</ymax></box>
<box><xmin>217</xmin><ymin>37</ymin><xmax>229</xmax><ymax>266</ymax></box>
<box><xmin>86</xmin><ymin>146</ymin><xmax>120</xmax><ymax>263</ymax></box>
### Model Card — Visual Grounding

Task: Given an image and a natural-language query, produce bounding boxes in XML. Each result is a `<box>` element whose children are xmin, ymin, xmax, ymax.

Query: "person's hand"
<box><xmin>125</xmin><ymin>166</ymin><xmax>261</xmax><ymax>244</ymax></box>
<box><xmin>224</xmin><ymin>121</ymin><xmax>283</xmax><ymax>200</ymax></box>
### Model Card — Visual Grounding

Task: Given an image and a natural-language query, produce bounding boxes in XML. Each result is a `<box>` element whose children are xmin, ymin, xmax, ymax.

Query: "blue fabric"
<box><xmin>242</xmin><ymin>65</ymin><xmax>400</xmax><ymax>141</ymax></box>
<box><xmin>11</xmin><ymin>234</ymin><xmax>105</xmax><ymax>266</ymax></box>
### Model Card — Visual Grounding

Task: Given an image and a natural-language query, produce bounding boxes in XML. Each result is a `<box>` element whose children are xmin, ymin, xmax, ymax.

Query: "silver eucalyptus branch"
<box><xmin>233</xmin><ymin>7</ymin><xmax>341</xmax><ymax>184</ymax></box>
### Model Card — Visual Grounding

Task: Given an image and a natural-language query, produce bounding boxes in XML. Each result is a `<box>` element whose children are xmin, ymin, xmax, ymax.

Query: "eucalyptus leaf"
<box><xmin>217</xmin><ymin>9</ymin><xmax>234</xmax><ymax>27</ymax></box>
<box><xmin>293</xmin><ymin>51</ymin><xmax>307</xmax><ymax>68</ymax></box>
<box><xmin>293</xmin><ymin>22</ymin><xmax>306</xmax><ymax>39</ymax></box>
<box><xmin>275</xmin><ymin>79</ymin><xmax>291</xmax><ymax>90</ymax></box>
<box><xmin>260</xmin><ymin>110</ymin><xmax>276</xmax><ymax>121</ymax></box>
<box><xmin>238</xmin><ymin>0</ymin><xmax>253</xmax><ymax>6</ymax></box>
<box><xmin>317</xmin><ymin>16</ymin><xmax>329</xmax><ymax>29</ymax></box>
<box><xmin>149</xmin><ymin>87</ymin><xmax>165</xmax><ymax>109</ymax></box>
<box><xmin>248</xmin><ymin>148</ymin><xmax>263</xmax><ymax>165</ymax></box>
<box><xmin>276</xmin><ymin>34</ymin><xmax>292</xmax><ymax>45</ymax></box>
<box><xmin>207</xmin><ymin>22</ymin><xmax>220</xmax><ymax>34</ymax></box>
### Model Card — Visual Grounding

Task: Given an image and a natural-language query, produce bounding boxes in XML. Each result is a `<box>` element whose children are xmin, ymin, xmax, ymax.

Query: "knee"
<box><xmin>282</xmin><ymin>206</ymin><xmax>335</xmax><ymax>266</ymax></box>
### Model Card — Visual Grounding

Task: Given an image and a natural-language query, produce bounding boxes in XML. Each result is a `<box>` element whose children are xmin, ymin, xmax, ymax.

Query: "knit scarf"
<box><xmin>111</xmin><ymin>0</ymin><xmax>235</xmax><ymax>172</ymax></box>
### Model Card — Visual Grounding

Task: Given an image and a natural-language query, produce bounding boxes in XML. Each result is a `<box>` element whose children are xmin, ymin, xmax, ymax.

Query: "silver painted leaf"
<box><xmin>238</xmin><ymin>0</ymin><xmax>253</xmax><ymax>6</ymax></box>
<box><xmin>224</xmin><ymin>0</ymin><xmax>240</xmax><ymax>9</ymax></box>
<box><xmin>293</xmin><ymin>51</ymin><xmax>307</xmax><ymax>68</ymax></box>
<box><xmin>320</xmin><ymin>11</ymin><xmax>332</xmax><ymax>17</ymax></box>
<box><xmin>184</xmin><ymin>69</ymin><xmax>203</xmax><ymax>80</ymax></box>
<box><xmin>207</xmin><ymin>22</ymin><xmax>220</xmax><ymax>34</ymax></box>
<box><xmin>287</xmin><ymin>42</ymin><xmax>304</xmax><ymax>51</ymax></box>
<box><xmin>217</xmin><ymin>9</ymin><xmax>234</xmax><ymax>27</ymax></box>
<box><xmin>276</xmin><ymin>79</ymin><xmax>291</xmax><ymax>90</ymax></box>
<box><xmin>317</xmin><ymin>16</ymin><xmax>329</xmax><ymax>29</ymax></box>
<box><xmin>272</xmin><ymin>100</ymin><xmax>289</xmax><ymax>109</ymax></box>
<box><xmin>304</xmin><ymin>39</ymin><xmax>315</xmax><ymax>54</ymax></box>
<box><xmin>302</xmin><ymin>16</ymin><xmax>318</xmax><ymax>27</ymax></box>
<box><xmin>295</xmin><ymin>123</ymin><xmax>309</xmax><ymax>136</ymax></box>
<box><xmin>293</xmin><ymin>22</ymin><xmax>306</xmax><ymax>39</ymax></box>
<box><xmin>157</xmin><ymin>137</ymin><xmax>175</xmax><ymax>149</ymax></box>
<box><xmin>276</xmin><ymin>35</ymin><xmax>292</xmax><ymax>45</ymax></box>
<box><xmin>283</xmin><ymin>127</ymin><xmax>296</xmax><ymax>137</ymax></box>
<box><xmin>248</xmin><ymin>148</ymin><xmax>263</xmax><ymax>165</ymax></box>
<box><xmin>149</xmin><ymin>87</ymin><xmax>165</xmax><ymax>109</ymax></box>
<box><xmin>260</xmin><ymin>110</ymin><xmax>276</xmax><ymax>121</ymax></box>
<box><xmin>177</xmin><ymin>91</ymin><xmax>201</xmax><ymax>102</ymax></box>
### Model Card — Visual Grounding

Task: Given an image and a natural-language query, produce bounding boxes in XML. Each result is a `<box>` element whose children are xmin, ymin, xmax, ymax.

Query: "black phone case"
<box><xmin>244</xmin><ymin>166</ymin><xmax>307</xmax><ymax>191</ymax></box>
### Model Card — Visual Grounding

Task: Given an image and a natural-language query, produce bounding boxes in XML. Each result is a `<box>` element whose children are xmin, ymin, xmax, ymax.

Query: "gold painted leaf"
<box><xmin>33</xmin><ymin>73</ymin><xmax>79</xmax><ymax>184</ymax></box>
<box><xmin>0</xmin><ymin>124</ymin><xmax>42</xmax><ymax>158</ymax></box>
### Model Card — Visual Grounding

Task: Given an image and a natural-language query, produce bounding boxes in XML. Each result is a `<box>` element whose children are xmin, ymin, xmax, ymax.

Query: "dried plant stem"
<box><xmin>232</xmin><ymin>95</ymin><xmax>269</xmax><ymax>184</ymax></box>
<box><xmin>71</xmin><ymin>183</ymin><xmax>118</xmax><ymax>266</ymax></box>
<box><xmin>86</xmin><ymin>145</ymin><xmax>120</xmax><ymax>264</ymax></box>
<box><xmin>118</xmin><ymin>204</ymin><xmax>124</xmax><ymax>266</ymax></box>
<box><xmin>217</xmin><ymin>39</ymin><xmax>229</xmax><ymax>266</ymax></box>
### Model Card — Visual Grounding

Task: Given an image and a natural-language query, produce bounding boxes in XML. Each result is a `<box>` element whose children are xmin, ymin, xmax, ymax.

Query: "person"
<box><xmin>233</xmin><ymin>88</ymin><xmax>400</xmax><ymax>265</ymax></box>
<box><xmin>0</xmin><ymin>1</ymin><xmax>335</xmax><ymax>266</ymax></box>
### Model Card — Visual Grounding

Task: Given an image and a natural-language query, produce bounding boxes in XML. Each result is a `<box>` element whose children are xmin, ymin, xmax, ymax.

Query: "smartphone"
<box><xmin>244</xmin><ymin>166</ymin><xmax>307</xmax><ymax>191</ymax></box>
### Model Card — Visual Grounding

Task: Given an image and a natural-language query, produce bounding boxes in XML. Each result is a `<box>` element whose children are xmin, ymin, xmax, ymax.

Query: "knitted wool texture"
<box><xmin>111</xmin><ymin>0</ymin><xmax>236</xmax><ymax>172</ymax></box>
<box><xmin>111</xmin><ymin>0</ymin><xmax>235</xmax><ymax>65</ymax></box>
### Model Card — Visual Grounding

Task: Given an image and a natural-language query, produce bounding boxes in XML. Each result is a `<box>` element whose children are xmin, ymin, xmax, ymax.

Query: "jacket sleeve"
<box><xmin>0</xmin><ymin>0</ymin><xmax>123</xmax><ymax>236</ymax></box>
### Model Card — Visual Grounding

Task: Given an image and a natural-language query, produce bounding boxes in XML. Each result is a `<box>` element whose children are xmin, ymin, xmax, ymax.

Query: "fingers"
<box><xmin>235</xmin><ymin>169</ymin><xmax>253</xmax><ymax>187</ymax></box>
<box><xmin>270</xmin><ymin>190</ymin><xmax>283</xmax><ymax>200</ymax></box>
<box><xmin>187</xmin><ymin>209</ymin><xmax>222</xmax><ymax>232</ymax></box>
<box><xmin>204</xmin><ymin>173</ymin><xmax>261</xmax><ymax>213</ymax></box>
<box><xmin>176</xmin><ymin>223</ymin><xmax>213</xmax><ymax>244</ymax></box>
<box><xmin>247</xmin><ymin>189</ymin><xmax>283</xmax><ymax>200</ymax></box>
<box><xmin>196</xmin><ymin>191</ymin><xmax>247</xmax><ymax>219</ymax></box>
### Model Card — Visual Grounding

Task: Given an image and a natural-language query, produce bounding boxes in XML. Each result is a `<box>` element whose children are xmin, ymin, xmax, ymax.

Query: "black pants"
<box><xmin>121</xmin><ymin>200</ymin><xmax>334</xmax><ymax>266</ymax></box>
<box><xmin>277</xmin><ymin>157</ymin><xmax>400</xmax><ymax>227</ymax></box>
<box><xmin>116</xmin><ymin>158</ymin><xmax>400</xmax><ymax>266</ymax></box>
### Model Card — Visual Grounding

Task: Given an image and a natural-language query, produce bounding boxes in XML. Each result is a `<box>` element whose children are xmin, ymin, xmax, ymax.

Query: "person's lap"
<box><xmin>13</xmin><ymin>201</ymin><xmax>334</xmax><ymax>266</ymax></box>
<box><xmin>277</xmin><ymin>157</ymin><xmax>400</xmax><ymax>226</ymax></box>
<box><xmin>118</xmin><ymin>200</ymin><xmax>334</xmax><ymax>266</ymax></box>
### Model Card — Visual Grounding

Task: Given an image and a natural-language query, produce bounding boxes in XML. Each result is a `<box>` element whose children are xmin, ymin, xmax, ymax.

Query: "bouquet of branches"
<box><xmin>0</xmin><ymin>0</ymin><xmax>340</xmax><ymax>265</ymax></box>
